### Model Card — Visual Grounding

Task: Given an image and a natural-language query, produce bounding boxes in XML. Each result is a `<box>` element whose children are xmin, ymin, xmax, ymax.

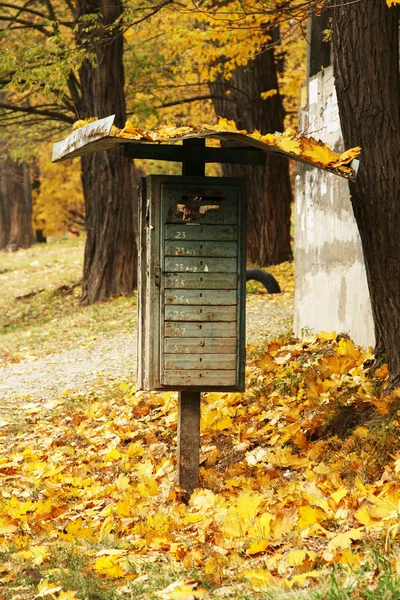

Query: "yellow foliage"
<box><xmin>93</xmin><ymin>555</ymin><xmax>125</xmax><ymax>578</ymax></box>
<box><xmin>33</xmin><ymin>145</ymin><xmax>84</xmax><ymax>236</ymax></box>
<box><xmin>0</xmin><ymin>322</ymin><xmax>398</xmax><ymax>595</ymax></box>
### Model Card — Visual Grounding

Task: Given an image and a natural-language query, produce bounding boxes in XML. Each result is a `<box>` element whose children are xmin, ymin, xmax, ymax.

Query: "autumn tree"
<box><xmin>330</xmin><ymin>0</ymin><xmax>400</xmax><ymax>385</ymax></box>
<box><xmin>134</xmin><ymin>4</ymin><xmax>305</xmax><ymax>266</ymax></box>
<box><xmin>209</xmin><ymin>44</ymin><xmax>293</xmax><ymax>265</ymax></box>
<box><xmin>0</xmin><ymin>1</ymin><xmax>167</xmax><ymax>303</ymax></box>
<box><xmin>182</xmin><ymin>0</ymin><xmax>400</xmax><ymax>385</ymax></box>
<box><xmin>32</xmin><ymin>149</ymin><xmax>85</xmax><ymax>237</ymax></box>
<box><xmin>0</xmin><ymin>149</ymin><xmax>34</xmax><ymax>250</ymax></box>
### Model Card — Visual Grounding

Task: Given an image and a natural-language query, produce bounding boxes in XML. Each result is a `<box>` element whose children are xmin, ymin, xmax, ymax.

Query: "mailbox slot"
<box><xmin>138</xmin><ymin>175</ymin><xmax>246</xmax><ymax>392</ymax></box>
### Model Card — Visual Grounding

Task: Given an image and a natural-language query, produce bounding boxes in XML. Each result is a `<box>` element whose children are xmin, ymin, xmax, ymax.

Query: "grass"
<box><xmin>0</xmin><ymin>237</ymin><xmax>136</xmax><ymax>367</ymax></box>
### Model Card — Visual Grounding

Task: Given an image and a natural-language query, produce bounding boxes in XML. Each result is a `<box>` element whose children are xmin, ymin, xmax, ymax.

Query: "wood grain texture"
<box><xmin>164</xmin><ymin>257</ymin><xmax>237</xmax><ymax>273</ymax></box>
<box><xmin>163</xmin><ymin>370</ymin><xmax>237</xmax><ymax>386</ymax></box>
<box><xmin>165</xmin><ymin>305</ymin><xmax>236</xmax><ymax>322</ymax></box>
<box><xmin>164</xmin><ymin>338</ymin><xmax>236</xmax><ymax>354</ymax></box>
<box><xmin>165</xmin><ymin>224</ymin><xmax>237</xmax><ymax>241</ymax></box>
<box><xmin>164</xmin><ymin>354</ymin><xmax>236</xmax><ymax>369</ymax></box>
<box><xmin>165</xmin><ymin>240</ymin><xmax>237</xmax><ymax>258</ymax></box>
<box><xmin>164</xmin><ymin>321</ymin><xmax>237</xmax><ymax>338</ymax></box>
<box><xmin>165</xmin><ymin>273</ymin><xmax>237</xmax><ymax>289</ymax></box>
<box><xmin>177</xmin><ymin>390</ymin><xmax>200</xmax><ymax>500</ymax></box>
<box><xmin>164</xmin><ymin>289</ymin><xmax>236</xmax><ymax>306</ymax></box>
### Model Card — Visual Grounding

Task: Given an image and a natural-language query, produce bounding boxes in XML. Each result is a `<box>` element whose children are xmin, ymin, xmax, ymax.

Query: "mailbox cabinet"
<box><xmin>137</xmin><ymin>175</ymin><xmax>247</xmax><ymax>392</ymax></box>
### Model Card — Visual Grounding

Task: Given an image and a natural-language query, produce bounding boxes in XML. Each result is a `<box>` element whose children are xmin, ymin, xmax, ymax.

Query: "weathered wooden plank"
<box><xmin>162</xmin><ymin>370</ymin><xmax>237</xmax><ymax>386</ymax></box>
<box><xmin>165</xmin><ymin>338</ymin><xmax>237</xmax><ymax>354</ymax></box>
<box><xmin>165</xmin><ymin>241</ymin><xmax>237</xmax><ymax>258</ymax></box>
<box><xmin>164</xmin><ymin>257</ymin><xmax>237</xmax><ymax>273</ymax></box>
<box><xmin>177</xmin><ymin>391</ymin><xmax>200</xmax><ymax>501</ymax></box>
<box><xmin>165</xmin><ymin>224</ymin><xmax>237</xmax><ymax>242</ymax></box>
<box><xmin>164</xmin><ymin>289</ymin><xmax>236</xmax><ymax>306</ymax></box>
<box><xmin>52</xmin><ymin>115</ymin><xmax>117</xmax><ymax>162</ymax></box>
<box><xmin>164</xmin><ymin>321</ymin><xmax>237</xmax><ymax>338</ymax></box>
<box><xmin>165</xmin><ymin>195</ymin><xmax>237</xmax><ymax>225</ymax></box>
<box><xmin>165</xmin><ymin>306</ymin><xmax>236</xmax><ymax>322</ymax></box>
<box><xmin>164</xmin><ymin>354</ymin><xmax>236</xmax><ymax>370</ymax></box>
<box><xmin>165</xmin><ymin>273</ymin><xmax>237</xmax><ymax>289</ymax></box>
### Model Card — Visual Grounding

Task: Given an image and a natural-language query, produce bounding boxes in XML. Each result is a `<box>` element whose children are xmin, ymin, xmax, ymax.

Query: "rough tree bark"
<box><xmin>0</xmin><ymin>174</ymin><xmax>11</xmax><ymax>250</ymax></box>
<box><xmin>210</xmin><ymin>43</ymin><xmax>293</xmax><ymax>266</ymax></box>
<box><xmin>76</xmin><ymin>0</ymin><xmax>137</xmax><ymax>304</ymax></box>
<box><xmin>0</xmin><ymin>158</ymin><xmax>34</xmax><ymax>250</ymax></box>
<box><xmin>331</xmin><ymin>0</ymin><xmax>400</xmax><ymax>385</ymax></box>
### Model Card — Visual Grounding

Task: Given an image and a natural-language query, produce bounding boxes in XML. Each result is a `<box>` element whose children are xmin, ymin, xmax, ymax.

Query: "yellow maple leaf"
<box><xmin>288</xmin><ymin>570</ymin><xmax>325</xmax><ymax>588</ymax></box>
<box><xmin>274</xmin><ymin>447</ymin><xmax>309</xmax><ymax>468</ymax></box>
<box><xmin>137</xmin><ymin>479</ymin><xmax>159</xmax><ymax>498</ymax></box>
<box><xmin>276</xmin><ymin>136</ymin><xmax>302</xmax><ymax>155</ymax></box>
<box><xmin>216</xmin><ymin>415</ymin><xmax>232</xmax><ymax>431</ymax></box>
<box><xmin>117</xmin><ymin>497</ymin><xmax>131</xmax><ymax>517</ymax></box>
<box><xmin>14</xmin><ymin>545</ymin><xmax>49</xmax><ymax>565</ymax></box>
<box><xmin>248</xmin><ymin>512</ymin><xmax>274</xmax><ymax>539</ymax></box>
<box><xmin>327</xmin><ymin>527</ymin><xmax>364</xmax><ymax>552</ymax></box>
<box><xmin>336</xmin><ymin>338</ymin><xmax>360</xmax><ymax>359</ymax></box>
<box><xmin>368</xmin><ymin>490</ymin><xmax>400</xmax><ymax>520</ymax></box>
<box><xmin>0</xmin><ymin>518</ymin><xmax>18</xmax><ymax>535</ymax></box>
<box><xmin>300</xmin><ymin>137</ymin><xmax>339</xmax><ymax>166</ymax></box>
<box><xmin>286</xmin><ymin>549</ymin><xmax>308</xmax><ymax>567</ymax></box>
<box><xmin>71</xmin><ymin>117</ymin><xmax>98</xmax><ymax>131</ymax></box>
<box><xmin>331</xmin><ymin>487</ymin><xmax>348</xmax><ymax>505</ymax></box>
<box><xmin>297</xmin><ymin>505</ymin><xmax>320</xmax><ymax>530</ymax></box>
<box><xmin>242</xmin><ymin>569</ymin><xmax>273</xmax><ymax>591</ymax></box>
<box><xmin>135</xmin><ymin>459</ymin><xmax>154</xmax><ymax>478</ymax></box>
<box><xmin>336</xmin><ymin>146</ymin><xmax>361</xmax><ymax>166</ymax></box>
<box><xmin>247</xmin><ymin>539</ymin><xmax>269</xmax><ymax>555</ymax></box>
<box><xmin>354</xmin><ymin>505</ymin><xmax>372</xmax><ymax>526</ymax></box>
<box><xmin>190</xmin><ymin>488</ymin><xmax>220</xmax><ymax>512</ymax></box>
<box><xmin>58</xmin><ymin>592</ymin><xmax>79</xmax><ymax>599</ymax></box>
<box><xmin>386</xmin><ymin>0</ymin><xmax>400</xmax><ymax>6</ymax></box>
<box><xmin>236</xmin><ymin>490</ymin><xmax>263</xmax><ymax>522</ymax></box>
<box><xmin>93</xmin><ymin>555</ymin><xmax>125</xmax><ymax>578</ymax></box>
<box><xmin>35</xmin><ymin>579</ymin><xmax>62</xmax><ymax>597</ymax></box>
<box><xmin>155</xmin><ymin>578</ymin><xmax>206</xmax><ymax>599</ymax></box>
<box><xmin>318</xmin><ymin>331</ymin><xmax>337</xmax><ymax>341</ymax></box>
<box><xmin>257</xmin><ymin>133</ymin><xmax>276</xmax><ymax>145</ymax></box>
<box><xmin>215</xmin><ymin>117</ymin><xmax>246</xmax><ymax>134</ymax></box>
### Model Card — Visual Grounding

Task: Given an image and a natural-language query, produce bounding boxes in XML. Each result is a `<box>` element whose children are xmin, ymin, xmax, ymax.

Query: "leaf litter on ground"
<box><xmin>1</xmin><ymin>326</ymin><xmax>400</xmax><ymax>598</ymax></box>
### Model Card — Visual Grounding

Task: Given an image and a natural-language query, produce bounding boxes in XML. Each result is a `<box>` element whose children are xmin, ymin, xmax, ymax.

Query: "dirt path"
<box><xmin>0</xmin><ymin>294</ymin><xmax>293</xmax><ymax>411</ymax></box>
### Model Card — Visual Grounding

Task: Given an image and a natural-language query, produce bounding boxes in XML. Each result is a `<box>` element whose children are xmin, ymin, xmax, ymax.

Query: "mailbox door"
<box><xmin>139</xmin><ymin>175</ymin><xmax>246</xmax><ymax>392</ymax></box>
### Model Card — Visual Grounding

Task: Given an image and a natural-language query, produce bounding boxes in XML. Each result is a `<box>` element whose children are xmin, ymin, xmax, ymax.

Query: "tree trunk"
<box><xmin>331</xmin><ymin>0</ymin><xmax>400</xmax><ymax>385</ymax></box>
<box><xmin>209</xmin><ymin>44</ymin><xmax>293</xmax><ymax>266</ymax></box>
<box><xmin>76</xmin><ymin>0</ymin><xmax>137</xmax><ymax>304</ymax></box>
<box><xmin>0</xmin><ymin>158</ymin><xmax>34</xmax><ymax>250</ymax></box>
<box><xmin>0</xmin><ymin>167</ymin><xmax>11</xmax><ymax>249</ymax></box>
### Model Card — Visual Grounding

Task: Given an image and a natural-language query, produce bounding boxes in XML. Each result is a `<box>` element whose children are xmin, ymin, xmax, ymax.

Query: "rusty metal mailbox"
<box><xmin>137</xmin><ymin>175</ymin><xmax>246</xmax><ymax>392</ymax></box>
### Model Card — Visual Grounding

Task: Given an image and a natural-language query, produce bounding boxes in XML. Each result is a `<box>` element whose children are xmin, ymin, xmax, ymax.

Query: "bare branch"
<box><xmin>0</xmin><ymin>14</ymin><xmax>52</xmax><ymax>34</ymax></box>
<box><xmin>0</xmin><ymin>101</ymin><xmax>74</xmax><ymax>123</ymax></box>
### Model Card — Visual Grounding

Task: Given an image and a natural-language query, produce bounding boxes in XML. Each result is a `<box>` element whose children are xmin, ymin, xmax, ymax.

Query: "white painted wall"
<box><xmin>294</xmin><ymin>66</ymin><xmax>375</xmax><ymax>348</ymax></box>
